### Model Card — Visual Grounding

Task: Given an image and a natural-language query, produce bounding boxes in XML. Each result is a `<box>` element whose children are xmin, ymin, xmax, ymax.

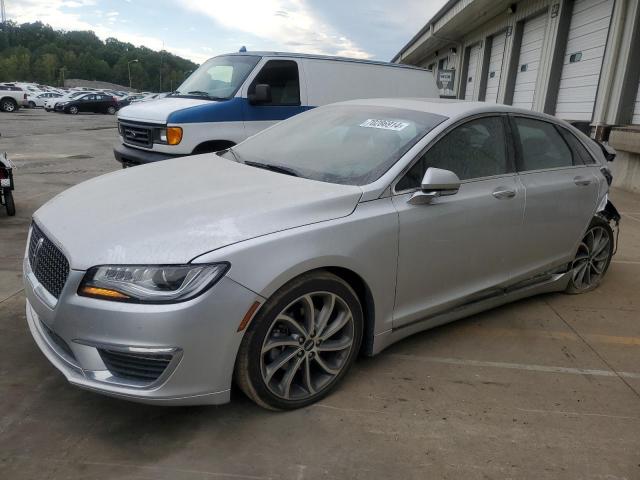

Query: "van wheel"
<box><xmin>566</xmin><ymin>217</ymin><xmax>613</xmax><ymax>294</ymax></box>
<box><xmin>1</xmin><ymin>99</ymin><xmax>17</xmax><ymax>112</ymax></box>
<box><xmin>235</xmin><ymin>271</ymin><xmax>363</xmax><ymax>410</ymax></box>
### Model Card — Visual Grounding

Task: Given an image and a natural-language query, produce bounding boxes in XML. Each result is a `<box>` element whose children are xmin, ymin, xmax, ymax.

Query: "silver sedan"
<box><xmin>24</xmin><ymin>99</ymin><xmax>620</xmax><ymax>410</ymax></box>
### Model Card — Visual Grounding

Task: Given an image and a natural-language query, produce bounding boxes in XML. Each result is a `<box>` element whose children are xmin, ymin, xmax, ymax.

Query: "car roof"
<box><xmin>332</xmin><ymin>97</ymin><xmax>566</xmax><ymax>124</ymax></box>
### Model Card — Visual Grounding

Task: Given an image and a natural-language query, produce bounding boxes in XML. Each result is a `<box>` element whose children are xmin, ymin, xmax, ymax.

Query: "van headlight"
<box><xmin>78</xmin><ymin>263</ymin><xmax>229</xmax><ymax>303</ymax></box>
<box><xmin>153</xmin><ymin>126</ymin><xmax>183</xmax><ymax>145</ymax></box>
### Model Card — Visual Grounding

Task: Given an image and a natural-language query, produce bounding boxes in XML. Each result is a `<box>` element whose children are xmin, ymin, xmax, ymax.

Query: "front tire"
<box><xmin>566</xmin><ymin>217</ymin><xmax>614</xmax><ymax>294</ymax></box>
<box><xmin>235</xmin><ymin>271</ymin><xmax>363</xmax><ymax>410</ymax></box>
<box><xmin>68</xmin><ymin>106</ymin><xmax>78</xmax><ymax>115</ymax></box>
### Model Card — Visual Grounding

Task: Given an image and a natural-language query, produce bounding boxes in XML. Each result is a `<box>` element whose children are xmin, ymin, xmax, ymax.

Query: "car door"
<box><xmin>510</xmin><ymin>115</ymin><xmax>600</xmax><ymax>279</ymax></box>
<box><xmin>242</xmin><ymin>59</ymin><xmax>307</xmax><ymax>138</ymax></box>
<box><xmin>97</xmin><ymin>94</ymin><xmax>109</xmax><ymax>112</ymax></box>
<box><xmin>392</xmin><ymin>115</ymin><xmax>524</xmax><ymax>328</ymax></box>
<box><xmin>76</xmin><ymin>95</ymin><xmax>90</xmax><ymax>112</ymax></box>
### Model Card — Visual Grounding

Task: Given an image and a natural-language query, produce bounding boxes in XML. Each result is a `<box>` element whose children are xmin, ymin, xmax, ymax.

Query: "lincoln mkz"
<box><xmin>25</xmin><ymin>99</ymin><xmax>620</xmax><ymax>409</ymax></box>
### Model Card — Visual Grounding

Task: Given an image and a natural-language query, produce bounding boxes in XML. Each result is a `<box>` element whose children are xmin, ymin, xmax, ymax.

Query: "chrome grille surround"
<box><xmin>28</xmin><ymin>223</ymin><xmax>70</xmax><ymax>299</ymax></box>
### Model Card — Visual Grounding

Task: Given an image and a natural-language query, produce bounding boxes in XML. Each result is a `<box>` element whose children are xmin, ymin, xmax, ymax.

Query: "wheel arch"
<box><xmin>323</xmin><ymin>266</ymin><xmax>376</xmax><ymax>356</ymax></box>
<box><xmin>245</xmin><ymin>263</ymin><xmax>377</xmax><ymax>357</ymax></box>
<box><xmin>191</xmin><ymin>140</ymin><xmax>236</xmax><ymax>155</ymax></box>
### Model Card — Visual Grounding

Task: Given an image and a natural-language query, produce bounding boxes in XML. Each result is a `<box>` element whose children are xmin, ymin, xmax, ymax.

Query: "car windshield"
<box><xmin>223</xmin><ymin>105</ymin><xmax>447</xmax><ymax>186</ymax></box>
<box><xmin>173</xmin><ymin>55</ymin><xmax>260</xmax><ymax>100</ymax></box>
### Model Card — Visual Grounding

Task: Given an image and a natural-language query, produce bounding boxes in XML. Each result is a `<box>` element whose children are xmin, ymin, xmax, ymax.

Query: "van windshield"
<box><xmin>223</xmin><ymin>105</ymin><xmax>447</xmax><ymax>186</ymax></box>
<box><xmin>173</xmin><ymin>55</ymin><xmax>260</xmax><ymax>100</ymax></box>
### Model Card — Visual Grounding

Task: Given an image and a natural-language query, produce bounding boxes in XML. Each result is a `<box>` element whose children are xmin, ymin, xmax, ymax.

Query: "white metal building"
<box><xmin>393</xmin><ymin>0</ymin><xmax>640</xmax><ymax>193</ymax></box>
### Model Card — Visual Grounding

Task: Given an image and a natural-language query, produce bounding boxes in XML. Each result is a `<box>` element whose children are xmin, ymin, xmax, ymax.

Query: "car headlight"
<box><xmin>78</xmin><ymin>263</ymin><xmax>229</xmax><ymax>303</ymax></box>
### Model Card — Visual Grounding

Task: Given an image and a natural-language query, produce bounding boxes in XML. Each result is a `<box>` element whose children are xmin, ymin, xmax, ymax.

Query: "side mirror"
<box><xmin>248</xmin><ymin>84</ymin><xmax>271</xmax><ymax>105</ymax></box>
<box><xmin>409</xmin><ymin>167</ymin><xmax>461</xmax><ymax>205</ymax></box>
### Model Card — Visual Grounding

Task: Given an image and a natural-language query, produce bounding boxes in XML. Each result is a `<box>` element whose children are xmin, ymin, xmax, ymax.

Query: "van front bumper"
<box><xmin>24</xmin><ymin>258</ymin><xmax>262</xmax><ymax>406</ymax></box>
<box><xmin>113</xmin><ymin>143</ymin><xmax>182</xmax><ymax>167</ymax></box>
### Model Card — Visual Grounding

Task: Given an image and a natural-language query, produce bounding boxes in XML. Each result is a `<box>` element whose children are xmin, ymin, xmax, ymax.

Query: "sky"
<box><xmin>8</xmin><ymin>0</ymin><xmax>448</xmax><ymax>64</ymax></box>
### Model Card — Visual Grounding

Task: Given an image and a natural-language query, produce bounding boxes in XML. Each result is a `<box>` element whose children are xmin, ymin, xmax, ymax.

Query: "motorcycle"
<box><xmin>0</xmin><ymin>150</ymin><xmax>15</xmax><ymax>217</ymax></box>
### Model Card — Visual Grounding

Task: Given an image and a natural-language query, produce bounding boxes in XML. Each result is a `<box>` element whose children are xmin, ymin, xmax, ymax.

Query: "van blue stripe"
<box><xmin>167</xmin><ymin>97</ymin><xmax>314</xmax><ymax>124</ymax></box>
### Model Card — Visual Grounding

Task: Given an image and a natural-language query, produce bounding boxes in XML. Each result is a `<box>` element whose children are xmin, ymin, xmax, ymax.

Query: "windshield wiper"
<box><xmin>244</xmin><ymin>160</ymin><xmax>300</xmax><ymax>178</ymax></box>
<box><xmin>177</xmin><ymin>90</ymin><xmax>226</xmax><ymax>100</ymax></box>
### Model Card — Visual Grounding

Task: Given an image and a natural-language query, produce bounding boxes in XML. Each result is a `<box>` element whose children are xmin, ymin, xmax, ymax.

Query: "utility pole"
<box><xmin>59</xmin><ymin>67</ymin><xmax>66</xmax><ymax>87</ymax></box>
<box><xmin>1</xmin><ymin>0</ymin><xmax>6</xmax><ymax>24</ymax></box>
<box><xmin>159</xmin><ymin>40</ymin><xmax>164</xmax><ymax>92</ymax></box>
<box><xmin>128</xmin><ymin>59</ymin><xmax>139</xmax><ymax>90</ymax></box>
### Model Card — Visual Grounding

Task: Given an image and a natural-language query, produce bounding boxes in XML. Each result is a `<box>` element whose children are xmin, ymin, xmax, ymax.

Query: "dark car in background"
<box><xmin>55</xmin><ymin>93</ymin><xmax>119</xmax><ymax>115</ymax></box>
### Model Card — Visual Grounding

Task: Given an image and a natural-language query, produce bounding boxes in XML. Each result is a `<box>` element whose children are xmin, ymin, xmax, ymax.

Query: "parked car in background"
<box><xmin>24</xmin><ymin>99</ymin><xmax>620</xmax><ymax>409</ymax></box>
<box><xmin>55</xmin><ymin>93</ymin><xmax>119</xmax><ymax>114</ymax></box>
<box><xmin>27</xmin><ymin>92</ymin><xmax>63</xmax><ymax>108</ymax></box>
<box><xmin>117</xmin><ymin>94</ymin><xmax>146</xmax><ymax>107</ymax></box>
<box><xmin>114</xmin><ymin>51</ymin><xmax>439</xmax><ymax>167</ymax></box>
<box><xmin>44</xmin><ymin>91</ymin><xmax>86</xmax><ymax>111</ymax></box>
<box><xmin>0</xmin><ymin>85</ymin><xmax>28</xmax><ymax>112</ymax></box>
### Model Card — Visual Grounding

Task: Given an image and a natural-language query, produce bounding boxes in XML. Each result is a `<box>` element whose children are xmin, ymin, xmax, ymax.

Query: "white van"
<box><xmin>114</xmin><ymin>51</ymin><xmax>438</xmax><ymax>166</ymax></box>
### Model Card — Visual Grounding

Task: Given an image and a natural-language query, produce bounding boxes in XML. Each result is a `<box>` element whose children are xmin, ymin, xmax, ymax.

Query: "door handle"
<box><xmin>574</xmin><ymin>176</ymin><xmax>592</xmax><ymax>186</ymax></box>
<box><xmin>492</xmin><ymin>188</ymin><xmax>516</xmax><ymax>199</ymax></box>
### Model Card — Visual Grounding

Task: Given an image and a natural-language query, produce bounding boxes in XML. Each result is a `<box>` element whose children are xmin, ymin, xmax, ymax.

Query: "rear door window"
<box><xmin>557</xmin><ymin>127</ymin><xmax>596</xmax><ymax>165</ymax></box>
<box><xmin>249</xmin><ymin>60</ymin><xmax>300</xmax><ymax>106</ymax></box>
<box><xmin>514</xmin><ymin>117</ymin><xmax>574</xmax><ymax>171</ymax></box>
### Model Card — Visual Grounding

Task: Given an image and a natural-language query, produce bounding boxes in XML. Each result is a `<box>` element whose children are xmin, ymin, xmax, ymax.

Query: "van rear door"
<box><xmin>241</xmin><ymin>58</ymin><xmax>308</xmax><ymax>138</ymax></box>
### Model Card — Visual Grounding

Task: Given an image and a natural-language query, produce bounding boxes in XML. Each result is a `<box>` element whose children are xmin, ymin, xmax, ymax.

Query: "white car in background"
<box><xmin>28</xmin><ymin>92</ymin><xmax>63</xmax><ymax>108</ymax></box>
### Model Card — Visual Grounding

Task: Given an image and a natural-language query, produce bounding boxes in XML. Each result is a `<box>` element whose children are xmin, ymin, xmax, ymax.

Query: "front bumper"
<box><xmin>113</xmin><ymin>143</ymin><xmax>181</xmax><ymax>167</ymax></box>
<box><xmin>24</xmin><ymin>257</ymin><xmax>262</xmax><ymax>405</ymax></box>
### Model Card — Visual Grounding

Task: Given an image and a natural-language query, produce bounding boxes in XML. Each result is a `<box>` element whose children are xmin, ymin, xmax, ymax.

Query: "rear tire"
<box><xmin>107</xmin><ymin>106</ymin><xmax>116</xmax><ymax>115</ymax></box>
<box><xmin>28</xmin><ymin>101</ymin><xmax>36</xmax><ymax>109</ymax></box>
<box><xmin>565</xmin><ymin>217</ymin><xmax>613</xmax><ymax>294</ymax></box>
<box><xmin>235</xmin><ymin>271</ymin><xmax>363</xmax><ymax>410</ymax></box>
<box><xmin>1</xmin><ymin>98</ymin><xmax>17</xmax><ymax>112</ymax></box>
<box><xmin>3</xmin><ymin>190</ymin><xmax>15</xmax><ymax>216</ymax></box>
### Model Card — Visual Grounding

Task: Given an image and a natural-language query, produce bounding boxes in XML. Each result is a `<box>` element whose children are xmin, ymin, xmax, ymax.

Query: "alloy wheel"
<box><xmin>570</xmin><ymin>225</ymin><xmax>611</xmax><ymax>291</ymax></box>
<box><xmin>2</xmin><ymin>101</ymin><xmax>15</xmax><ymax>112</ymax></box>
<box><xmin>260</xmin><ymin>291</ymin><xmax>355</xmax><ymax>401</ymax></box>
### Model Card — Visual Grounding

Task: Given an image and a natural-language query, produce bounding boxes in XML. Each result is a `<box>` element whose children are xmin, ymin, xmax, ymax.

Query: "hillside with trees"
<box><xmin>0</xmin><ymin>22</ymin><xmax>199</xmax><ymax>91</ymax></box>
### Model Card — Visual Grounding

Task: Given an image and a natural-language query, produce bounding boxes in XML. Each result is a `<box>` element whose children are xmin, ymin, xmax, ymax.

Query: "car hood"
<box><xmin>33</xmin><ymin>154</ymin><xmax>363</xmax><ymax>270</ymax></box>
<box><xmin>117</xmin><ymin>97</ymin><xmax>213</xmax><ymax>123</ymax></box>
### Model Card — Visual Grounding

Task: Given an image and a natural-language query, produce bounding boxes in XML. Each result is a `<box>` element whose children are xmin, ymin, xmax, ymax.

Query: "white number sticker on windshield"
<box><xmin>359</xmin><ymin>119</ymin><xmax>410</xmax><ymax>131</ymax></box>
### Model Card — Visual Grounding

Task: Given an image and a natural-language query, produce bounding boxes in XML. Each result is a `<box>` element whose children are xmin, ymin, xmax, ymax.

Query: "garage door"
<box><xmin>632</xmin><ymin>78</ymin><xmax>640</xmax><ymax>124</ymax></box>
<box><xmin>464</xmin><ymin>44</ymin><xmax>481</xmax><ymax>100</ymax></box>
<box><xmin>555</xmin><ymin>0</ymin><xmax>614</xmax><ymax>121</ymax></box>
<box><xmin>484</xmin><ymin>32</ymin><xmax>507</xmax><ymax>103</ymax></box>
<box><xmin>512</xmin><ymin>14</ymin><xmax>548</xmax><ymax>110</ymax></box>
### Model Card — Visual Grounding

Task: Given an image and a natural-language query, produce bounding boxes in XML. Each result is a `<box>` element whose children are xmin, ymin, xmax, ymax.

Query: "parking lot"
<box><xmin>1</xmin><ymin>108</ymin><xmax>640</xmax><ymax>479</ymax></box>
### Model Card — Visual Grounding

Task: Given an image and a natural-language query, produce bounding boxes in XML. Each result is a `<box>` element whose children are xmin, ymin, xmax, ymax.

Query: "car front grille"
<box><xmin>119</xmin><ymin>121</ymin><xmax>153</xmax><ymax>148</ymax></box>
<box><xmin>28</xmin><ymin>223</ymin><xmax>70</xmax><ymax>299</ymax></box>
<box><xmin>99</xmin><ymin>349</ymin><xmax>174</xmax><ymax>383</ymax></box>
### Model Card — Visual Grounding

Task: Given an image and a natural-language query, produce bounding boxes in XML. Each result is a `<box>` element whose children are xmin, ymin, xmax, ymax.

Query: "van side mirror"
<box><xmin>248</xmin><ymin>84</ymin><xmax>272</xmax><ymax>105</ymax></box>
<box><xmin>408</xmin><ymin>167</ymin><xmax>461</xmax><ymax>205</ymax></box>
